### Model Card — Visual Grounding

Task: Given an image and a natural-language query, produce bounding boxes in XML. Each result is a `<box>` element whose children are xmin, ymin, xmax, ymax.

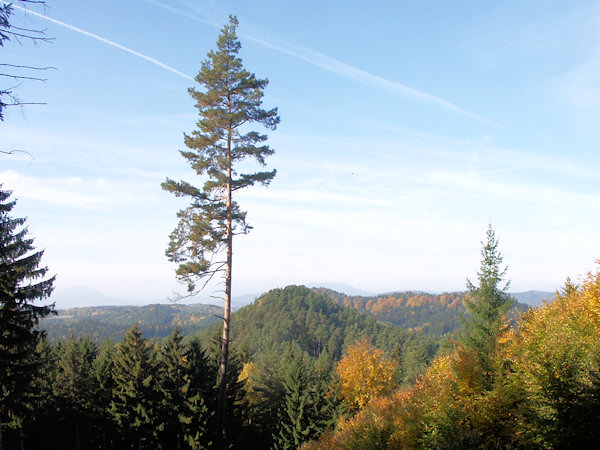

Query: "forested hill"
<box><xmin>313</xmin><ymin>288</ymin><xmax>530</xmax><ymax>335</ymax></box>
<box><xmin>215</xmin><ymin>285</ymin><xmax>436</xmax><ymax>363</ymax></box>
<box><xmin>40</xmin><ymin>303</ymin><xmax>222</xmax><ymax>342</ymax></box>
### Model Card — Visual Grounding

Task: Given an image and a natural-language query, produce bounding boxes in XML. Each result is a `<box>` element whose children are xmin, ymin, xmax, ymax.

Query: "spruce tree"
<box><xmin>0</xmin><ymin>186</ymin><xmax>55</xmax><ymax>445</ymax></box>
<box><xmin>93</xmin><ymin>339</ymin><xmax>116</xmax><ymax>450</ymax></box>
<box><xmin>183</xmin><ymin>338</ymin><xmax>212</xmax><ymax>450</ymax></box>
<box><xmin>54</xmin><ymin>337</ymin><xmax>98</xmax><ymax>450</ymax></box>
<box><xmin>462</xmin><ymin>224</ymin><xmax>513</xmax><ymax>388</ymax></box>
<box><xmin>109</xmin><ymin>324</ymin><xmax>158</xmax><ymax>449</ymax></box>
<box><xmin>275</xmin><ymin>348</ymin><xmax>320</xmax><ymax>449</ymax></box>
<box><xmin>159</xmin><ymin>327</ymin><xmax>210</xmax><ymax>450</ymax></box>
<box><xmin>162</xmin><ymin>14</ymin><xmax>279</xmax><ymax>436</ymax></box>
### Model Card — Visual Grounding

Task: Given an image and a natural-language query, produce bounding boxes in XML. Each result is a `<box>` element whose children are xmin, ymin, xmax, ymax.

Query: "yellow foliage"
<box><xmin>335</xmin><ymin>340</ymin><xmax>398</xmax><ymax>410</ymax></box>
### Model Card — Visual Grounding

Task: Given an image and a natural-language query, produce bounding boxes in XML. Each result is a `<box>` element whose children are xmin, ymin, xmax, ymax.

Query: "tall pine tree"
<box><xmin>162</xmin><ymin>15</ymin><xmax>279</xmax><ymax>437</ymax></box>
<box><xmin>0</xmin><ymin>186</ymin><xmax>54</xmax><ymax>446</ymax></box>
<box><xmin>462</xmin><ymin>224</ymin><xmax>513</xmax><ymax>388</ymax></box>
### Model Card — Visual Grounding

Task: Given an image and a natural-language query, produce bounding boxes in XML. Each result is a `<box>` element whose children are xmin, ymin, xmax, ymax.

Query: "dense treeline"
<box><xmin>1</xmin><ymin>326</ymin><xmax>218</xmax><ymax>449</ymax></box>
<box><xmin>1</xmin><ymin>286</ymin><xmax>442</xmax><ymax>449</ymax></box>
<box><xmin>40</xmin><ymin>304</ymin><xmax>223</xmax><ymax>343</ymax></box>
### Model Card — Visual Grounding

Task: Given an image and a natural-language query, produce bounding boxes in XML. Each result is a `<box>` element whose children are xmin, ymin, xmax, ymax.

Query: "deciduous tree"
<box><xmin>335</xmin><ymin>340</ymin><xmax>397</xmax><ymax>410</ymax></box>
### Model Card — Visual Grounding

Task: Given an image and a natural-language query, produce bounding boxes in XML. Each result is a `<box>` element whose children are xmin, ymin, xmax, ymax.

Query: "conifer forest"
<box><xmin>3</xmin><ymin>6</ymin><xmax>600</xmax><ymax>450</ymax></box>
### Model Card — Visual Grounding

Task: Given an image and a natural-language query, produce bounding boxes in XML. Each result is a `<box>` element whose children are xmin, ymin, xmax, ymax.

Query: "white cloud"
<box><xmin>2</xmin><ymin>170</ymin><xmax>110</xmax><ymax>209</ymax></box>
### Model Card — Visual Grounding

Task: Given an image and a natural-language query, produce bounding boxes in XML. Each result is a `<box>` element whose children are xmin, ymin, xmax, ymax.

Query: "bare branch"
<box><xmin>5</xmin><ymin>101</ymin><xmax>46</xmax><ymax>106</ymax></box>
<box><xmin>0</xmin><ymin>63</ymin><xmax>57</xmax><ymax>70</ymax></box>
<box><xmin>0</xmin><ymin>73</ymin><xmax>48</xmax><ymax>81</ymax></box>
<box><xmin>3</xmin><ymin>29</ymin><xmax>52</xmax><ymax>42</ymax></box>
<box><xmin>0</xmin><ymin>149</ymin><xmax>35</xmax><ymax>160</ymax></box>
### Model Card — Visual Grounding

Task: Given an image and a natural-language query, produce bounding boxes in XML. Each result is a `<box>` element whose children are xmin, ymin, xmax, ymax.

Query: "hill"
<box><xmin>511</xmin><ymin>290</ymin><xmax>554</xmax><ymax>306</ymax></box>
<box><xmin>201</xmin><ymin>286</ymin><xmax>439</xmax><ymax>383</ymax></box>
<box><xmin>40</xmin><ymin>303</ymin><xmax>222</xmax><ymax>342</ymax></box>
<box><xmin>312</xmin><ymin>288</ymin><xmax>531</xmax><ymax>335</ymax></box>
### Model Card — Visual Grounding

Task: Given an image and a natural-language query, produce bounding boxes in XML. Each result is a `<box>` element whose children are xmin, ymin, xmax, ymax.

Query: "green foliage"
<box><xmin>218</xmin><ymin>285</ymin><xmax>411</xmax><ymax>360</ymax></box>
<box><xmin>53</xmin><ymin>336</ymin><xmax>99</xmax><ymax>448</ymax></box>
<box><xmin>274</xmin><ymin>346</ymin><xmax>327</xmax><ymax>449</ymax></box>
<box><xmin>183</xmin><ymin>337</ymin><xmax>214</xmax><ymax>449</ymax></box>
<box><xmin>0</xmin><ymin>187</ymin><xmax>55</xmax><ymax>435</ymax></box>
<box><xmin>159</xmin><ymin>327</ymin><xmax>211</xmax><ymax>449</ymax></box>
<box><xmin>461</xmin><ymin>224</ymin><xmax>513</xmax><ymax>388</ymax></box>
<box><xmin>162</xmin><ymin>14</ymin><xmax>279</xmax><ymax>294</ymax></box>
<box><xmin>109</xmin><ymin>323</ymin><xmax>159</xmax><ymax>449</ymax></box>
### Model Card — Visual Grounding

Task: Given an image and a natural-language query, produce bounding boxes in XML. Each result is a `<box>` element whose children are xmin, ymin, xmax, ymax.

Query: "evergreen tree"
<box><xmin>275</xmin><ymin>347</ymin><xmax>322</xmax><ymax>449</ymax></box>
<box><xmin>92</xmin><ymin>339</ymin><xmax>116</xmax><ymax>450</ymax></box>
<box><xmin>109</xmin><ymin>324</ymin><xmax>158</xmax><ymax>449</ymax></box>
<box><xmin>26</xmin><ymin>337</ymin><xmax>59</xmax><ymax>450</ymax></box>
<box><xmin>162</xmin><ymin>15</ymin><xmax>279</xmax><ymax>437</ymax></box>
<box><xmin>183</xmin><ymin>338</ymin><xmax>212</xmax><ymax>449</ymax></box>
<box><xmin>53</xmin><ymin>336</ymin><xmax>98</xmax><ymax>450</ymax></box>
<box><xmin>462</xmin><ymin>224</ymin><xmax>513</xmax><ymax>388</ymax></box>
<box><xmin>159</xmin><ymin>328</ymin><xmax>210</xmax><ymax>450</ymax></box>
<box><xmin>0</xmin><ymin>187</ymin><xmax>55</xmax><ymax>446</ymax></box>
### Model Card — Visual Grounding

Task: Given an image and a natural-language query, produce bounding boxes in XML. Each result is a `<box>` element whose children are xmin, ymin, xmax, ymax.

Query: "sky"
<box><xmin>2</xmin><ymin>0</ymin><xmax>600</xmax><ymax>307</ymax></box>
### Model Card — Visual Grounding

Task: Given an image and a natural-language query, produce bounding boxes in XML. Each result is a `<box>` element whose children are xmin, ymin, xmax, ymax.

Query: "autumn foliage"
<box><xmin>335</xmin><ymin>340</ymin><xmax>398</xmax><ymax>410</ymax></box>
<box><xmin>306</xmin><ymin>262</ymin><xmax>600</xmax><ymax>449</ymax></box>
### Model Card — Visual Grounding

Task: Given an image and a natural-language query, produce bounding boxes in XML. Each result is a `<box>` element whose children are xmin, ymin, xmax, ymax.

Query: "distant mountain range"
<box><xmin>49</xmin><ymin>285</ymin><xmax>257</xmax><ymax>310</ymax></box>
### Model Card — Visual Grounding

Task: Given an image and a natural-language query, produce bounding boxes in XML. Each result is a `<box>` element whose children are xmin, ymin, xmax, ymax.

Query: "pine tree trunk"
<box><xmin>217</xmin><ymin>128</ymin><xmax>233</xmax><ymax>445</ymax></box>
<box><xmin>19</xmin><ymin>427</ymin><xmax>24</xmax><ymax>450</ymax></box>
<box><xmin>75</xmin><ymin>421</ymin><xmax>80</xmax><ymax>450</ymax></box>
<box><xmin>0</xmin><ymin>422</ymin><xmax>3</xmax><ymax>450</ymax></box>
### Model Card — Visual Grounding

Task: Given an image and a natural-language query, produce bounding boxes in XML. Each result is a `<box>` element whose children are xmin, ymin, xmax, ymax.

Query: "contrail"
<box><xmin>147</xmin><ymin>0</ymin><xmax>504</xmax><ymax>128</ymax></box>
<box><xmin>8</xmin><ymin>3</ymin><xmax>194</xmax><ymax>81</ymax></box>
<box><xmin>246</xmin><ymin>35</ymin><xmax>504</xmax><ymax>128</ymax></box>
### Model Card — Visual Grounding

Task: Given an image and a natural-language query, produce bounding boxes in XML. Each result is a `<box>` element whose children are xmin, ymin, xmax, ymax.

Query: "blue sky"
<box><xmin>2</xmin><ymin>0</ymin><xmax>600</xmax><ymax>306</ymax></box>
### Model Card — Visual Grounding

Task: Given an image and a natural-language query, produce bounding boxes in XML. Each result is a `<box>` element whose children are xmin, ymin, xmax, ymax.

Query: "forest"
<box><xmin>4</xmin><ymin>256</ymin><xmax>600</xmax><ymax>448</ymax></box>
<box><xmin>3</xmin><ymin>8</ymin><xmax>600</xmax><ymax>450</ymax></box>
